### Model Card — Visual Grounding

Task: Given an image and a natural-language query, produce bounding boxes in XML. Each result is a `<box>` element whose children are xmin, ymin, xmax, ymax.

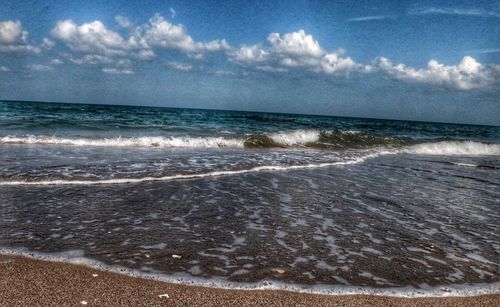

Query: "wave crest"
<box><xmin>0</xmin><ymin>135</ymin><xmax>244</xmax><ymax>148</ymax></box>
<box><xmin>245</xmin><ymin>130</ymin><xmax>405</xmax><ymax>149</ymax></box>
<box><xmin>405</xmin><ymin>141</ymin><xmax>500</xmax><ymax>156</ymax></box>
<box><xmin>2</xmin><ymin>134</ymin><xmax>498</xmax><ymax>156</ymax></box>
<box><xmin>3</xmin><ymin>130</ymin><xmax>397</xmax><ymax>149</ymax></box>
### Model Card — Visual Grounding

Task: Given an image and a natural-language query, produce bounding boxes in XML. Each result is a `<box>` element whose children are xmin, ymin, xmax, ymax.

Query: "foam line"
<box><xmin>0</xmin><ymin>152</ymin><xmax>389</xmax><ymax>186</ymax></box>
<box><xmin>0</xmin><ymin>248</ymin><xmax>498</xmax><ymax>297</ymax></box>
<box><xmin>0</xmin><ymin>130</ymin><xmax>391</xmax><ymax>149</ymax></box>
<box><xmin>0</xmin><ymin>130</ymin><xmax>326</xmax><ymax>148</ymax></box>
<box><xmin>0</xmin><ymin>135</ymin><xmax>245</xmax><ymax>148</ymax></box>
<box><xmin>405</xmin><ymin>141</ymin><xmax>500</xmax><ymax>156</ymax></box>
<box><xmin>2</xmin><ymin>135</ymin><xmax>499</xmax><ymax>156</ymax></box>
<box><xmin>452</xmin><ymin>162</ymin><xmax>478</xmax><ymax>167</ymax></box>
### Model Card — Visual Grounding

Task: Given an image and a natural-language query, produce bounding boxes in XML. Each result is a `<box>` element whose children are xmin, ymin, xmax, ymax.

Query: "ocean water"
<box><xmin>0</xmin><ymin>100</ymin><xmax>499</xmax><ymax>296</ymax></box>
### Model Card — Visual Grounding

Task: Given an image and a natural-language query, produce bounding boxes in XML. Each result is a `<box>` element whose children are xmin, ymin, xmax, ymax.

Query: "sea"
<box><xmin>0</xmin><ymin>100</ymin><xmax>499</xmax><ymax>296</ymax></box>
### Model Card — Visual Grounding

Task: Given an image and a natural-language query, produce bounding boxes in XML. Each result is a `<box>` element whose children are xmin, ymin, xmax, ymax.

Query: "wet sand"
<box><xmin>0</xmin><ymin>254</ymin><xmax>498</xmax><ymax>306</ymax></box>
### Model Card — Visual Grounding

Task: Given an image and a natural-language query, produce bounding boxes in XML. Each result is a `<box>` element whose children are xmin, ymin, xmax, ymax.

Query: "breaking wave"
<box><xmin>1</xmin><ymin>133</ymin><xmax>499</xmax><ymax>156</ymax></box>
<box><xmin>0</xmin><ymin>130</ymin><xmax>405</xmax><ymax>149</ymax></box>
<box><xmin>405</xmin><ymin>141</ymin><xmax>500</xmax><ymax>156</ymax></box>
<box><xmin>0</xmin><ymin>135</ymin><xmax>244</xmax><ymax>148</ymax></box>
<box><xmin>243</xmin><ymin>130</ymin><xmax>405</xmax><ymax>149</ymax></box>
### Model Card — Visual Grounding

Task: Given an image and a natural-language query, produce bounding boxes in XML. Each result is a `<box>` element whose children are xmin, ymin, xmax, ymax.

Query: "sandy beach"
<box><xmin>0</xmin><ymin>254</ymin><xmax>498</xmax><ymax>307</ymax></box>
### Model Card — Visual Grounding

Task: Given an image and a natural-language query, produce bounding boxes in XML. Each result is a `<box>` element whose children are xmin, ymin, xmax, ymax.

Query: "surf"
<box><xmin>405</xmin><ymin>141</ymin><xmax>500</xmax><ymax>156</ymax></box>
<box><xmin>0</xmin><ymin>129</ymin><xmax>407</xmax><ymax>149</ymax></box>
<box><xmin>0</xmin><ymin>151</ymin><xmax>390</xmax><ymax>185</ymax></box>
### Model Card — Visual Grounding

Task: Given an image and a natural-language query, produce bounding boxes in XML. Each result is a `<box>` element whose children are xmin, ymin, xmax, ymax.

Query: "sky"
<box><xmin>0</xmin><ymin>0</ymin><xmax>499</xmax><ymax>125</ymax></box>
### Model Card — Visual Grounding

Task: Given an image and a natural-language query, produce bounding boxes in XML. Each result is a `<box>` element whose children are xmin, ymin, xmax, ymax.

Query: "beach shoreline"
<box><xmin>1</xmin><ymin>254</ymin><xmax>498</xmax><ymax>307</ymax></box>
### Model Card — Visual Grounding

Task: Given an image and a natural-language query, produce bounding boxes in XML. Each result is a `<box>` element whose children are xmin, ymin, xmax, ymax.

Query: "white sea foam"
<box><xmin>452</xmin><ymin>162</ymin><xmax>478</xmax><ymax>167</ymax></box>
<box><xmin>267</xmin><ymin>130</ymin><xmax>320</xmax><ymax>145</ymax></box>
<box><xmin>0</xmin><ymin>130</ymin><xmax>332</xmax><ymax>148</ymax></box>
<box><xmin>3</xmin><ymin>134</ymin><xmax>499</xmax><ymax>157</ymax></box>
<box><xmin>0</xmin><ymin>131</ymin><xmax>323</xmax><ymax>148</ymax></box>
<box><xmin>2</xmin><ymin>140</ymin><xmax>499</xmax><ymax>186</ymax></box>
<box><xmin>405</xmin><ymin>141</ymin><xmax>500</xmax><ymax>156</ymax></box>
<box><xmin>0</xmin><ymin>151</ymin><xmax>391</xmax><ymax>186</ymax></box>
<box><xmin>0</xmin><ymin>135</ymin><xmax>245</xmax><ymax>148</ymax></box>
<box><xmin>0</xmin><ymin>248</ymin><xmax>498</xmax><ymax>297</ymax></box>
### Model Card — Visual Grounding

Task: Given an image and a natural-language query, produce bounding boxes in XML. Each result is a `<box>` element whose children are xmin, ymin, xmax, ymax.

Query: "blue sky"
<box><xmin>0</xmin><ymin>0</ymin><xmax>499</xmax><ymax>125</ymax></box>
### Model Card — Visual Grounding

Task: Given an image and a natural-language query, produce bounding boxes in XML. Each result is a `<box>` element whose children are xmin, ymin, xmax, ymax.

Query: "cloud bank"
<box><xmin>1</xmin><ymin>15</ymin><xmax>498</xmax><ymax>91</ymax></box>
<box><xmin>376</xmin><ymin>56</ymin><xmax>498</xmax><ymax>90</ymax></box>
<box><xmin>129</xmin><ymin>14</ymin><xmax>230</xmax><ymax>56</ymax></box>
<box><xmin>49</xmin><ymin>14</ymin><xmax>231</xmax><ymax>73</ymax></box>
<box><xmin>229</xmin><ymin>29</ymin><xmax>371</xmax><ymax>75</ymax></box>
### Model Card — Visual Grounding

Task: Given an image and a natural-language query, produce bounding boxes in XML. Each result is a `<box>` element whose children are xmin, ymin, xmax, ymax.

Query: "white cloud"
<box><xmin>348</xmin><ymin>15</ymin><xmax>394</xmax><ymax>22</ymax></box>
<box><xmin>376</xmin><ymin>56</ymin><xmax>498</xmax><ymax>90</ymax></box>
<box><xmin>3</xmin><ymin>16</ymin><xmax>497</xmax><ymax>91</ymax></box>
<box><xmin>52</xmin><ymin>14</ymin><xmax>229</xmax><ymax>67</ymax></box>
<box><xmin>229</xmin><ymin>45</ymin><xmax>267</xmax><ymax>65</ymax></box>
<box><xmin>41</xmin><ymin>38</ymin><xmax>55</xmax><ymax>49</ymax></box>
<box><xmin>52</xmin><ymin>19</ymin><xmax>156</xmax><ymax>64</ymax></box>
<box><xmin>166</xmin><ymin>61</ymin><xmax>192</xmax><ymax>71</ymax></box>
<box><xmin>52</xmin><ymin>19</ymin><xmax>129</xmax><ymax>56</ymax></box>
<box><xmin>0</xmin><ymin>20</ymin><xmax>27</xmax><ymax>44</ymax></box>
<box><xmin>187</xmin><ymin>53</ymin><xmax>205</xmax><ymax>60</ymax></box>
<box><xmin>227</xmin><ymin>29</ymin><xmax>496</xmax><ymax>90</ymax></box>
<box><xmin>256</xmin><ymin>65</ymin><xmax>288</xmax><ymax>73</ymax></box>
<box><xmin>466</xmin><ymin>48</ymin><xmax>500</xmax><ymax>54</ymax></box>
<box><xmin>28</xmin><ymin>64</ymin><xmax>54</xmax><ymax>72</ymax></box>
<box><xmin>130</xmin><ymin>14</ymin><xmax>230</xmax><ymax>55</ymax></box>
<box><xmin>229</xmin><ymin>29</ymin><xmax>367</xmax><ymax>75</ymax></box>
<box><xmin>0</xmin><ymin>44</ymin><xmax>40</xmax><ymax>53</ymax></box>
<box><xmin>214</xmin><ymin>70</ymin><xmax>236</xmax><ymax>76</ymax></box>
<box><xmin>268</xmin><ymin>30</ymin><xmax>324</xmax><ymax>58</ymax></box>
<box><xmin>318</xmin><ymin>53</ymin><xmax>372</xmax><ymax>74</ymax></box>
<box><xmin>102</xmin><ymin>67</ymin><xmax>134</xmax><ymax>74</ymax></box>
<box><xmin>409</xmin><ymin>7</ymin><xmax>500</xmax><ymax>17</ymax></box>
<box><xmin>170</xmin><ymin>8</ymin><xmax>176</xmax><ymax>19</ymax></box>
<box><xmin>0</xmin><ymin>20</ymin><xmax>40</xmax><ymax>53</ymax></box>
<box><xmin>136</xmin><ymin>48</ymin><xmax>155</xmax><ymax>60</ymax></box>
<box><xmin>116</xmin><ymin>58</ymin><xmax>133</xmax><ymax>66</ymax></box>
<box><xmin>115</xmin><ymin>16</ymin><xmax>133</xmax><ymax>29</ymax></box>
<box><xmin>228</xmin><ymin>44</ymin><xmax>270</xmax><ymax>64</ymax></box>
<box><xmin>50</xmin><ymin>58</ymin><xmax>64</xmax><ymax>65</ymax></box>
<box><xmin>68</xmin><ymin>54</ymin><xmax>113</xmax><ymax>65</ymax></box>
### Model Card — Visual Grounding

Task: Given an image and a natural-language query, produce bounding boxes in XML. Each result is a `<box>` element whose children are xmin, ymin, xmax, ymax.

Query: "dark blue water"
<box><xmin>1</xmin><ymin>100</ymin><xmax>498</xmax><ymax>143</ymax></box>
<box><xmin>0</xmin><ymin>100</ymin><xmax>499</xmax><ymax>295</ymax></box>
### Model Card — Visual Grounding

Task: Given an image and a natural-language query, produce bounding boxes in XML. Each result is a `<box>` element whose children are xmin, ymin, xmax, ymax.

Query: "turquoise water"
<box><xmin>1</xmin><ymin>100</ymin><xmax>499</xmax><ymax>146</ymax></box>
<box><xmin>0</xmin><ymin>100</ymin><xmax>499</xmax><ymax>295</ymax></box>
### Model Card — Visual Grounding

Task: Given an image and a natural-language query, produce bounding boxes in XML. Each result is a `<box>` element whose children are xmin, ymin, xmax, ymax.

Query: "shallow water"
<box><xmin>0</xmin><ymin>100</ymin><xmax>499</xmax><ymax>295</ymax></box>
